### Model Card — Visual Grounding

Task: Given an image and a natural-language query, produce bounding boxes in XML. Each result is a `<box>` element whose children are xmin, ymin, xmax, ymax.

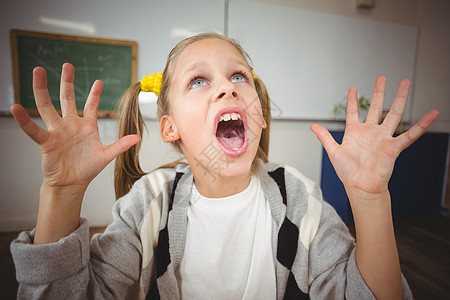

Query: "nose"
<box><xmin>214</xmin><ymin>78</ymin><xmax>238</xmax><ymax>102</ymax></box>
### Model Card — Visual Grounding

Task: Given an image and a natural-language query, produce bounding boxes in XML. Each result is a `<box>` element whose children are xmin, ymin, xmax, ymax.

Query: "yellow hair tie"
<box><xmin>141</xmin><ymin>73</ymin><xmax>163</xmax><ymax>96</ymax></box>
<box><xmin>252</xmin><ymin>70</ymin><xmax>258</xmax><ymax>80</ymax></box>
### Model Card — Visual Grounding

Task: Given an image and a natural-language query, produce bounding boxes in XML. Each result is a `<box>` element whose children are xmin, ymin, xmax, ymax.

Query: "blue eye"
<box><xmin>189</xmin><ymin>78</ymin><xmax>207</xmax><ymax>89</ymax></box>
<box><xmin>231</xmin><ymin>73</ymin><xmax>247</xmax><ymax>83</ymax></box>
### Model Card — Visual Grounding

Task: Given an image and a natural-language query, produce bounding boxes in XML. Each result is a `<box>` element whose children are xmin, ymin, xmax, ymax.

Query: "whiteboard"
<box><xmin>228</xmin><ymin>0</ymin><xmax>418</xmax><ymax>121</ymax></box>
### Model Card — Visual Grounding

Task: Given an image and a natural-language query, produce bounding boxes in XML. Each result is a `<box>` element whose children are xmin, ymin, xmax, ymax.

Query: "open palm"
<box><xmin>311</xmin><ymin>76</ymin><xmax>439</xmax><ymax>196</ymax></box>
<box><xmin>11</xmin><ymin>63</ymin><xmax>139</xmax><ymax>190</ymax></box>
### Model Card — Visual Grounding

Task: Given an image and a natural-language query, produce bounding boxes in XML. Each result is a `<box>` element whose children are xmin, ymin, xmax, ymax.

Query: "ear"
<box><xmin>160</xmin><ymin>115</ymin><xmax>180</xmax><ymax>143</ymax></box>
<box><xmin>262</xmin><ymin>118</ymin><xmax>267</xmax><ymax>129</ymax></box>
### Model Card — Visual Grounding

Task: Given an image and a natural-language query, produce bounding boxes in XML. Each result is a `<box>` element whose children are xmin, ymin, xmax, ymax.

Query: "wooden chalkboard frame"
<box><xmin>10</xmin><ymin>29</ymin><xmax>137</xmax><ymax>117</ymax></box>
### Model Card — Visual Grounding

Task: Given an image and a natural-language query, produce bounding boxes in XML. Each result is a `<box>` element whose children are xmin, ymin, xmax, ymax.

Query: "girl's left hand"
<box><xmin>311</xmin><ymin>76</ymin><xmax>439</xmax><ymax>198</ymax></box>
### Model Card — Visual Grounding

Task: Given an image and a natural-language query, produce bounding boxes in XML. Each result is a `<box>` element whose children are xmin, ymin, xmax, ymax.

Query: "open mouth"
<box><xmin>214</xmin><ymin>108</ymin><xmax>248</xmax><ymax>157</ymax></box>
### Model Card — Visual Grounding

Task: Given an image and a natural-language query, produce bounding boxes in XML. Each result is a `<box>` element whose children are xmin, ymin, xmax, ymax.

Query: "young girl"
<box><xmin>10</xmin><ymin>32</ymin><xmax>438</xmax><ymax>299</ymax></box>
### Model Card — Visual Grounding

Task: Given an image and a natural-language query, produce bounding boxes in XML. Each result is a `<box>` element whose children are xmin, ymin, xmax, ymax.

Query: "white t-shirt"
<box><xmin>176</xmin><ymin>176</ymin><xmax>276</xmax><ymax>299</ymax></box>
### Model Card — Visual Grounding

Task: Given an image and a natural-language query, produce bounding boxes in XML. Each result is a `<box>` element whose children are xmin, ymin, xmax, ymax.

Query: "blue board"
<box><xmin>320</xmin><ymin>132</ymin><xmax>449</xmax><ymax>223</ymax></box>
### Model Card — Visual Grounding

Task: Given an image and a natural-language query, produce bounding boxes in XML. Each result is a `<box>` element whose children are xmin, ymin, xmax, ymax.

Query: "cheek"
<box><xmin>172</xmin><ymin>99</ymin><xmax>210</xmax><ymax>139</ymax></box>
<box><xmin>245</xmin><ymin>94</ymin><xmax>265</xmax><ymax>124</ymax></box>
<box><xmin>241</xmin><ymin>85</ymin><xmax>261</xmax><ymax>109</ymax></box>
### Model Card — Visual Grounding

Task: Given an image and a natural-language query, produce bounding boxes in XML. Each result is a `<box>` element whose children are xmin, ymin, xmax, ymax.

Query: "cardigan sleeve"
<box><xmin>306</xmin><ymin>198</ymin><xmax>413</xmax><ymax>299</ymax></box>
<box><xmin>281</xmin><ymin>165</ymin><xmax>413</xmax><ymax>299</ymax></box>
<box><xmin>10</xmin><ymin>178</ymin><xmax>156</xmax><ymax>299</ymax></box>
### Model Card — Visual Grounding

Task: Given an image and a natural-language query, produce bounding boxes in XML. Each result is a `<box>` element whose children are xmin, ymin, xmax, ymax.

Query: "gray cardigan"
<box><xmin>11</xmin><ymin>159</ymin><xmax>412</xmax><ymax>299</ymax></box>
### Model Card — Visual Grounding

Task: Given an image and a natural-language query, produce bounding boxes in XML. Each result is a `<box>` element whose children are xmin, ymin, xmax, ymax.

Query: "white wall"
<box><xmin>250</xmin><ymin>0</ymin><xmax>450</xmax><ymax>132</ymax></box>
<box><xmin>250</xmin><ymin>0</ymin><xmax>420</xmax><ymax>26</ymax></box>
<box><xmin>229</xmin><ymin>1</ymin><xmax>418</xmax><ymax>121</ymax></box>
<box><xmin>1</xmin><ymin>0</ymin><xmax>449</xmax><ymax>231</ymax></box>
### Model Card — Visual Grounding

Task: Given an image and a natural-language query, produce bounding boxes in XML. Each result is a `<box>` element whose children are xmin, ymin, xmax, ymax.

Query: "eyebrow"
<box><xmin>182</xmin><ymin>58</ymin><xmax>250</xmax><ymax>76</ymax></box>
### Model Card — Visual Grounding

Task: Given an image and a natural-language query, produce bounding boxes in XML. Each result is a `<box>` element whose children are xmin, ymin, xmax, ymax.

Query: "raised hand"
<box><xmin>311</xmin><ymin>77</ymin><xmax>439</xmax><ymax>299</ymax></box>
<box><xmin>11</xmin><ymin>63</ymin><xmax>140</xmax><ymax>244</ymax></box>
<box><xmin>11</xmin><ymin>63</ymin><xmax>140</xmax><ymax>190</ymax></box>
<box><xmin>311</xmin><ymin>76</ymin><xmax>439</xmax><ymax>197</ymax></box>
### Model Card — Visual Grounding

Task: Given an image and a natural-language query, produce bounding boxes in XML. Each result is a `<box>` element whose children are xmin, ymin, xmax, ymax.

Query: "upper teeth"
<box><xmin>219</xmin><ymin>113</ymin><xmax>242</xmax><ymax>122</ymax></box>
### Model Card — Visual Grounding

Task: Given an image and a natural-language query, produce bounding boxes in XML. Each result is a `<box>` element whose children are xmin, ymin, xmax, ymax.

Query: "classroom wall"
<box><xmin>1</xmin><ymin>0</ymin><xmax>449</xmax><ymax>231</ymax></box>
<box><xmin>251</xmin><ymin>0</ymin><xmax>450</xmax><ymax>132</ymax></box>
<box><xmin>410</xmin><ymin>0</ymin><xmax>450</xmax><ymax>130</ymax></box>
<box><xmin>251</xmin><ymin>0</ymin><xmax>420</xmax><ymax>26</ymax></box>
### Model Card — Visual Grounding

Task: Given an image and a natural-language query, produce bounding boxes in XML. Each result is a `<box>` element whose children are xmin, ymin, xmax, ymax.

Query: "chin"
<box><xmin>215</xmin><ymin>148</ymin><xmax>258</xmax><ymax>180</ymax></box>
<box><xmin>217</xmin><ymin>159</ymin><xmax>252</xmax><ymax>179</ymax></box>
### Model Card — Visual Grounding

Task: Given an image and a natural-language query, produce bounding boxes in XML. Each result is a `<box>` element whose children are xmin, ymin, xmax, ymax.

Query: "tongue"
<box><xmin>217</xmin><ymin>135</ymin><xmax>244</xmax><ymax>150</ymax></box>
<box><xmin>216</xmin><ymin>122</ymin><xmax>245</xmax><ymax>150</ymax></box>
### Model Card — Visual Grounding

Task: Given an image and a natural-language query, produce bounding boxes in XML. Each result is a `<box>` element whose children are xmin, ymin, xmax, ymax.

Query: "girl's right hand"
<box><xmin>11</xmin><ymin>63</ymin><xmax>140</xmax><ymax>194</ymax></box>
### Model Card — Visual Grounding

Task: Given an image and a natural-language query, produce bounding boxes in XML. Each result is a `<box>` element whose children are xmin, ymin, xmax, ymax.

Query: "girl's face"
<box><xmin>165</xmin><ymin>38</ymin><xmax>266</xmax><ymax>181</ymax></box>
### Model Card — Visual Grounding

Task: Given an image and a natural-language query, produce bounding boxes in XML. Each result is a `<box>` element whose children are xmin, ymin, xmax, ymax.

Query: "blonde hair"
<box><xmin>114</xmin><ymin>32</ymin><xmax>271</xmax><ymax>199</ymax></box>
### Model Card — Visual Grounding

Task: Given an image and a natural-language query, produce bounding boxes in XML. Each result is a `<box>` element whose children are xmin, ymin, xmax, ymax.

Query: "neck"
<box><xmin>192</xmin><ymin>169</ymin><xmax>252</xmax><ymax>198</ymax></box>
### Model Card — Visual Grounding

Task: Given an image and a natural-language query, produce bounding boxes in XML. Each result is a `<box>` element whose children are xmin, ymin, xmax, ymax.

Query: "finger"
<box><xmin>104</xmin><ymin>134</ymin><xmax>141</xmax><ymax>163</ymax></box>
<box><xmin>11</xmin><ymin>104</ymin><xmax>49</xmax><ymax>145</ymax></box>
<box><xmin>33</xmin><ymin>67</ymin><xmax>61</xmax><ymax>128</ymax></box>
<box><xmin>395</xmin><ymin>110</ymin><xmax>439</xmax><ymax>152</ymax></box>
<box><xmin>310</xmin><ymin>124</ymin><xmax>339</xmax><ymax>156</ymax></box>
<box><xmin>381</xmin><ymin>79</ymin><xmax>411</xmax><ymax>134</ymax></box>
<box><xmin>346</xmin><ymin>87</ymin><xmax>360</xmax><ymax>126</ymax></box>
<box><xmin>84</xmin><ymin>80</ymin><xmax>103</xmax><ymax>120</ymax></box>
<box><xmin>60</xmin><ymin>63</ymin><xmax>78</xmax><ymax>117</ymax></box>
<box><xmin>365</xmin><ymin>76</ymin><xmax>386</xmax><ymax>124</ymax></box>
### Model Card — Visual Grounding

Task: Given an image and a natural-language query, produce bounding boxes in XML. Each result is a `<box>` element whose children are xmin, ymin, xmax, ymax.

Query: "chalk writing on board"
<box><xmin>29</xmin><ymin>54</ymin><xmax>109</xmax><ymax>101</ymax></box>
<box><xmin>36</xmin><ymin>43</ymin><xmax>69</xmax><ymax>57</ymax></box>
<box><xmin>11</xmin><ymin>29</ymin><xmax>137</xmax><ymax>117</ymax></box>
<box><xmin>98</xmin><ymin>54</ymin><xmax>114</xmax><ymax>61</ymax></box>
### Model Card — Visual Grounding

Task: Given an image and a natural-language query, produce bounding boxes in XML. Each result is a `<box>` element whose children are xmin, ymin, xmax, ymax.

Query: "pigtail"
<box><xmin>114</xmin><ymin>82</ymin><xmax>148</xmax><ymax>199</ymax></box>
<box><xmin>254</xmin><ymin>76</ymin><xmax>271</xmax><ymax>163</ymax></box>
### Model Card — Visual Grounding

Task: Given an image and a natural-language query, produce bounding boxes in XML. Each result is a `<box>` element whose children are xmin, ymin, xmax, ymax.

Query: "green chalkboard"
<box><xmin>11</xmin><ymin>29</ymin><xmax>137</xmax><ymax>117</ymax></box>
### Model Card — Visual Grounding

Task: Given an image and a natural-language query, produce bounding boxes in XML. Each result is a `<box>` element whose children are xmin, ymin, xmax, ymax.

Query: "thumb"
<box><xmin>310</xmin><ymin>124</ymin><xmax>338</xmax><ymax>156</ymax></box>
<box><xmin>11</xmin><ymin>104</ymin><xmax>49</xmax><ymax>145</ymax></box>
<box><xmin>104</xmin><ymin>134</ymin><xmax>141</xmax><ymax>162</ymax></box>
